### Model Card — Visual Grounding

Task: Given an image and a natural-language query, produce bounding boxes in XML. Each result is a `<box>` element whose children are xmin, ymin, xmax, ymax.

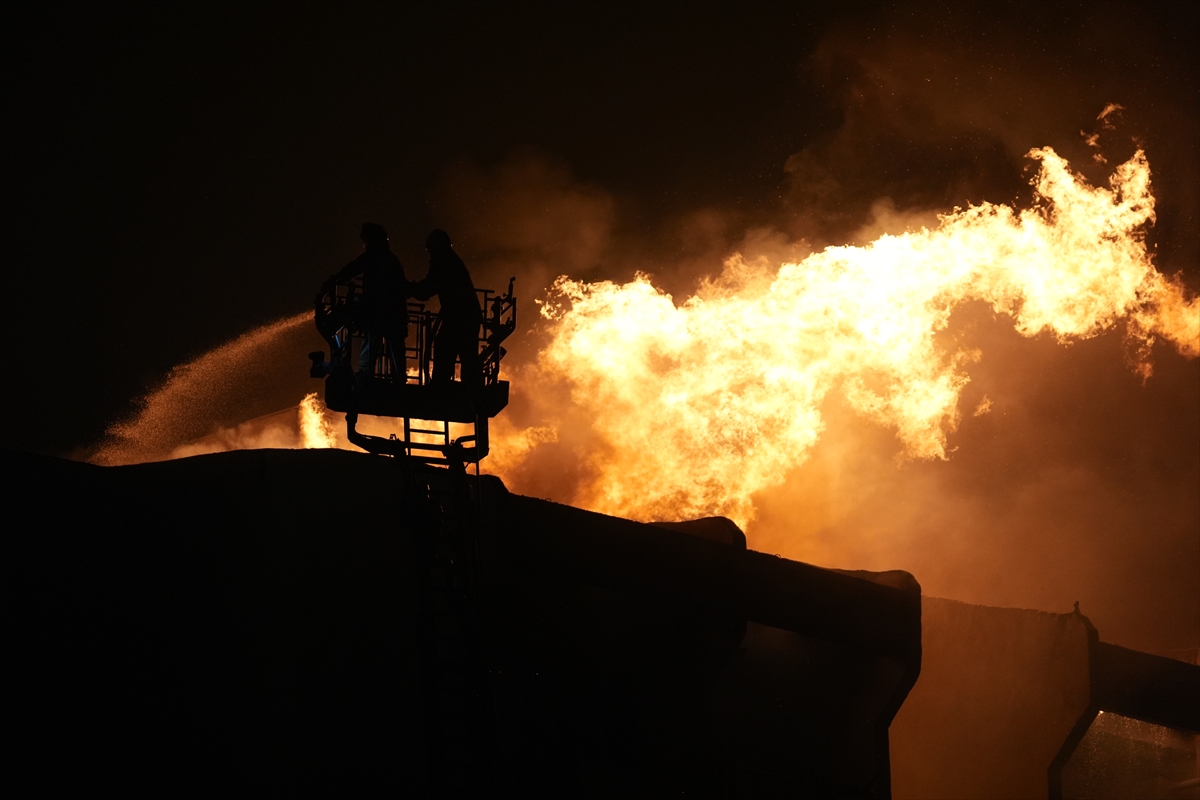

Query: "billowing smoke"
<box><xmin>449</xmin><ymin>13</ymin><xmax>1197</xmax><ymax>657</ymax></box>
<box><xmin>91</xmin><ymin>5</ymin><xmax>1199</xmax><ymax>659</ymax></box>
<box><xmin>474</xmin><ymin>145</ymin><xmax>1197</xmax><ymax>659</ymax></box>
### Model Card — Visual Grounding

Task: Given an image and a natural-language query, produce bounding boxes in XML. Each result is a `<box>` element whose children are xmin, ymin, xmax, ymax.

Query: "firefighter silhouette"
<box><xmin>409</xmin><ymin>229</ymin><xmax>481</xmax><ymax>385</ymax></box>
<box><xmin>317</xmin><ymin>222</ymin><xmax>409</xmax><ymax>380</ymax></box>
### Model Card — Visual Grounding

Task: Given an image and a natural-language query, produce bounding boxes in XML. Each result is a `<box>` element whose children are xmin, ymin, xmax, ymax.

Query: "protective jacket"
<box><xmin>410</xmin><ymin>248</ymin><xmax>479</xmax><ymax>324</ymax></box>
<box><xmin>326</xmin><ymin>245</ymin><xmax>408</xmax><ymax>318</ymax></box>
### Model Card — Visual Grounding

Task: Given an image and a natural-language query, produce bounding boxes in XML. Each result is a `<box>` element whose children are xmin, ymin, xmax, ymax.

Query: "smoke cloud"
<box><xmin>761</xmin><ymin>2</ymin><xmax>1199</xmax><ymax>656</ymax></box>
<box><xmin>438</xmin><ymin>9</ymin><xmax>1199</xmax><ymax>656</ymax></box>
<box><xmin>93</xmin><ymin>3</ymin><xmax>1199</xmax><ymax>658</ymax></box>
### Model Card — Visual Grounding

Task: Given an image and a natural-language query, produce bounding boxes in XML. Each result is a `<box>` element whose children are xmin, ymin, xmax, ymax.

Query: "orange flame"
<box><xmin>498</xmin><ymin>147</ymin><xmax>1198</xmax><ymax>528</ymax></box>
<box><xmin>299</xmin><ymin>392</ymin><xmax>338</xmax><ymax>449</ymax></box>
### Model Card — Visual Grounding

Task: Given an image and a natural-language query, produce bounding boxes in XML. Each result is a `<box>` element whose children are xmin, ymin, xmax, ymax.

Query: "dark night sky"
<box><xmin>4</xmin><ymin>1</ymin><xmax>1198</xmax><ymax>653</ymax></box>
<box><xmin>6</xmin><ymin>2</ymin><xmax>834</xmax><ymax>455</ymax></box>
<box><xmin>5</xmin><ymin>1</ymin><xmax>1197</xmax><ymax>457</ymax></box>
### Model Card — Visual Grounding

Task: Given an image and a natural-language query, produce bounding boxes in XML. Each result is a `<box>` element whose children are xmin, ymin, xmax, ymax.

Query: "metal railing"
<box><xmin>315</xmin><ymin>277</ymin><xmax>516</xmax><ymax>389</ymax></box>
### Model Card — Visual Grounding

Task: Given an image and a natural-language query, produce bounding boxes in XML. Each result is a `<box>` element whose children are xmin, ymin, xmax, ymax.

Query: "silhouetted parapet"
<box><xmin>6</xmin><ymin>449</ymin><xmax>432</xmax><ymax>796</ymax></box>
<box><xmin>485</xmin><ymin>490</ymin><xmax>922</xmax><ymax>797</ymax></box>
<box><xmin>653</xmin><ymin>514</ymin><xmax>746</xmax><ymax>546</ymax></box>
<box><xmin>6</xmin><ymin>449</ymin><xmax>921</xmax><ymax>797</ymax></box>
<box><xmin>498</xmin><ymin>493</ymin><xmax>921</xmax><ymax>663</ymax></box>
<box><xmin>889</xmin><ymin>597</ymin><xmax>1200</xmax><ymax>800</ymax></box>
<box><xmin>1052</xmin><ymin>639</ymin><xmax>1200</xmax><ymax>799</ymax></box>
<box><xmin>1089</xmin><ymin>641</ymin><xmax>1200</xmax><ymax>733</ymax></box>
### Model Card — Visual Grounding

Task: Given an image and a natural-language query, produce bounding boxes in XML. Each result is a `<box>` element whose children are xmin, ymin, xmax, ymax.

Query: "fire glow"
<box><xmin>96</xmin><ymin>146</ymin><xmax>1198</xmax><ymax>535</ymax></box>
<box><xmin>299</xmin><ymin>392</ymin><xmax>338</xmax><ymax>449</ymax></box>
<box><xmin>498</xmin><ymin>147</ymin><xmax>1198</xmax><ymax>527</ymax></box>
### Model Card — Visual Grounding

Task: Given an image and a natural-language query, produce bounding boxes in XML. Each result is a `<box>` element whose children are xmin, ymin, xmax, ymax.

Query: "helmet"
<box><xmin>360</xmin><ymin>223</ymin><xmax>388</xmax><ymax>246</ymax></box>
<box><xmin>425</xmin><ymin>229</ymin><xmax>452</xmax><ymax>251</ymax></box>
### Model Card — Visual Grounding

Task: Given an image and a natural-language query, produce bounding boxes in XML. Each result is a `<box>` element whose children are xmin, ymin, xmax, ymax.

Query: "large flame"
<box><xmin>299</xmin><ymin>392</ymin><xmax>338</xmax><ymax>449</ymax></box>
<box><xmin>505</xmin><ymin>147</ymin><xmax>1197</xmax><ymax>527</ymax></box>
<box><xmin>98</xmin><ymin>146</ymin><xmax>1196</xmax><ymax>537</ymax></box>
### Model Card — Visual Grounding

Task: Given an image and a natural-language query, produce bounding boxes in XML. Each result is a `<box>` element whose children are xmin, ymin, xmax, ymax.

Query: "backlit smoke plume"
<box><xmin>494</xmin><ymin>148</ymin><xmax>1198</xmax><ymax>527</ymax></box>
<box><xmin>87</xmin><ymin>137</ymin><xmax>1196</xmax><ymax>656</ymax></box>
